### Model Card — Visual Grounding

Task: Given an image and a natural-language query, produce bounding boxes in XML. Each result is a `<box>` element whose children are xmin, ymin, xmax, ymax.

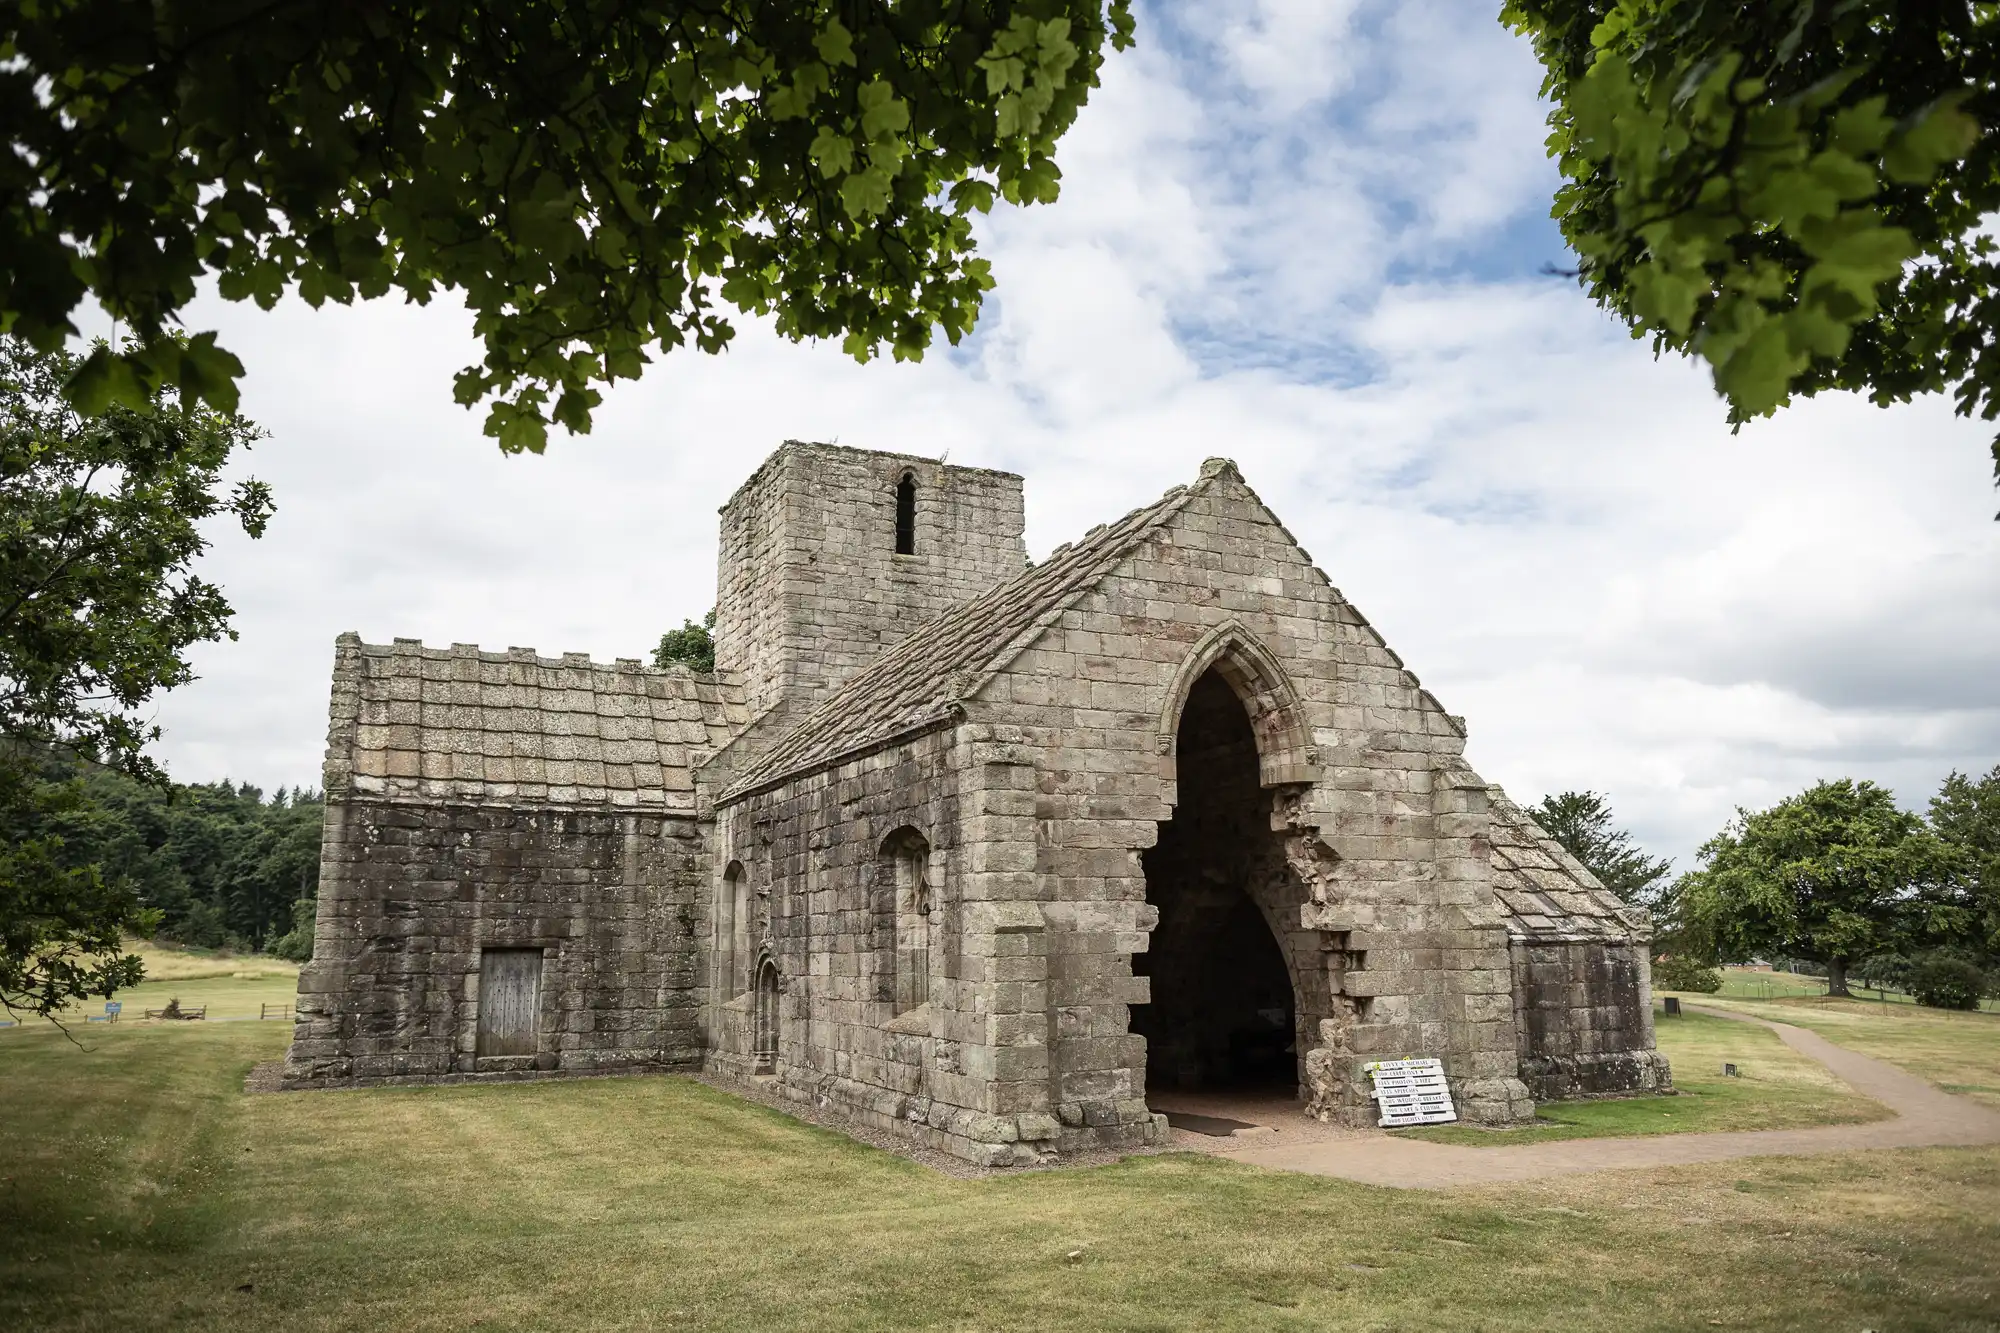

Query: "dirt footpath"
<box><xmin>1204</xmin><ymin>1007</ymin><xmax>2000</xmax><ymax>1189</ymax></box>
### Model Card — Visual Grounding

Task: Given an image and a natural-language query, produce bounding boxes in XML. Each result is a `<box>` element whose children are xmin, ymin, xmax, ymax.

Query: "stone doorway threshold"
<box><xmin>1148</xmin><ymin>1088</ymin><xmax>1367</xmax><ymax>1149</ymax></box>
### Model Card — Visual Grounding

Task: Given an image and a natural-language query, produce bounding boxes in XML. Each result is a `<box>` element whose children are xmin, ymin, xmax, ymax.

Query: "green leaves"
<box><xmin>1678</xmin><ymin>782</ymin><xmax>1908</xmax><ymax>963</ymax></box>
<box><xmin>1508</xmin><ymin>1</ymin><xmax>1997</xmax><ymax>492</ymax></box>
<box><xmin>979</xmin><ymin>15</ymin><xmax>1082</xmax><ymax>140</ymax></box>
<box><xmin>0</xmin><ymin>335</ymin><xmax>270</xmax><ymax>790</ymax></box>
<box><xmin>857</xmin><ymin>79</ymin><xmax>909</xmax><ymax>141</ymax></box>
<box><xmin>1668</xmin><ymin>775</ymin><xmax>1987</xmax><ymax>985</ymax></box>
<box><xmin>1882</xmin><ymin>95</ymin><xmax>1981</xmax><ymax>183</ymax></box>
<box><xmin>813</xmin><ymin>19</ymin><xmax>857</xmax><ymax>69</ymax></box>
<box><xmin>810</xmin><ymin>126</ymin><xmax>856</xmax><ymax>179</ymax></box>
<box><xmin>5</xmin><ymin>2</ymin><xmax>1138</xmax><ymax>451</ymax></box>
<box><xmin>64</xmin><ymin>335</ymin><xmax>246</xmax><ymax>418</ymax></box>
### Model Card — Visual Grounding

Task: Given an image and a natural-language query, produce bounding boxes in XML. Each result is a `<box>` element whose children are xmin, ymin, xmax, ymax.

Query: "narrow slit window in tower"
<box><xmin>895</xmin><ymin>473</ymin><xmax>917</xmax><ymax>555</ymax></box>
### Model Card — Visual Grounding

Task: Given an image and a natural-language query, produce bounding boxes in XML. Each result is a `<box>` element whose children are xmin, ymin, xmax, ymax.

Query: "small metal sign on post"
<box><xmin>104</xmin><ymin>1001</ymin><xmax>122</xmax><ymax>1022</ymax></box>
<box><xmin>1366</xmin><ymin>1058</ymin><xmax>1458</xmax><ymax>1127</ymax></box>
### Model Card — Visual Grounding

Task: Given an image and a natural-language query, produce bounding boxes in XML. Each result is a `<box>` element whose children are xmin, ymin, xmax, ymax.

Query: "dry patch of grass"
<box><xmin>122</xmin><ymin>939</ymin><xmax>298</xmax><ymax>985</ymax></box>
<box><xmin>1401</xmin><ymin>1006</ymin><xmax>1886</xmax><ymax>1146</ymax></box>
<box><xmin>1687</xmin><ymin>995</ymin><xmax>2000</xmax><ymax>1112</ymax></box>
<box><xmin>5</xmin><ymin>1023</ymin><xmax>1998</xmax><ymax>1332</ymax></box>
<box><xmin>0</xmin><ymin>940</ymin><xmax>301</xmax><ymax>1028</ymax></box>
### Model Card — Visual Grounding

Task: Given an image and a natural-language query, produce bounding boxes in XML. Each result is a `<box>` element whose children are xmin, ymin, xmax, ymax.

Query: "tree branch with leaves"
<box><xmin>1506</xmin><ymin>1</ymin><xmax>1995</xmax><ymax>498</ymax></box>
<box><xmin>4</xmin><ymin>1</ymin><xmax>1136</xmax><ymax>453</ymax></box>
<box><xmin>0</xmin><ymin>337</ymin><xmax>271</xmax><ymax>1017</ymax></box>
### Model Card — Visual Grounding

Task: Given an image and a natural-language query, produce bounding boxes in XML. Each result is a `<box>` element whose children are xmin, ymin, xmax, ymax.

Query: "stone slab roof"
<box><xmin>720</xmin><ymin>474</ymin><xmax>1211</xmax><ymax>801</ymax></box>
<box><xmin>1487</xmin><ymin>788</ymin><xmax>1649</xmax><ymax>943</ymax></box>
<box><xmin>325</xmin><ymin>635</ymin><xmax>747</xmax><ymax>812</ymax></box>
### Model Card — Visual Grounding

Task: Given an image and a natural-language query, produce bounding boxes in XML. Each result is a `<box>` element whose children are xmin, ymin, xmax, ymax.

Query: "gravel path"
<box><xmin>1210</xmin><ymin>1007</ymin><xmax>2000</xmax><ymax>1190</ymax></box>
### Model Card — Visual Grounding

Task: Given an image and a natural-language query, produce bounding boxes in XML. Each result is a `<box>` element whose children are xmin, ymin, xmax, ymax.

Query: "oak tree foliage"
<box><xmin>1930</xmin><ymin>763</ymin><xmax>2000</xmax><ymax>952</ymax></box>
<box><xmin>1506</xmin><ymin>2</ymin><xmax>1996</xmax><ymax>492</ymax></box>
<box><xmin>5</xmin><ymin>1</ymin><xmax>1136</xmax><ymax>453</ymax></box>
<box><xmin>0</xmin><ymin>336</ymin><xmax>271</xmax><ymax>1016</ymax></box>
<box><xmin>1672</xmin><ymin>777</ymin><xmax>1963</xmax><ymax>996</ymax></box>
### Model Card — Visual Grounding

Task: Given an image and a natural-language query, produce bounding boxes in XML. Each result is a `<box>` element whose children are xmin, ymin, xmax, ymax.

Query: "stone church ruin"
<box><xmin>284</xmin><ymin>442</ymin><xmax>1671</xmax><ymax>1165</ymax></box>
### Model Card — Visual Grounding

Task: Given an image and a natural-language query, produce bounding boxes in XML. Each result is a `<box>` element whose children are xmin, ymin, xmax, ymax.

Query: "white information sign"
<box><xmin>1366</xmin><ymin>1057</ymin><xmax>1458</xmax><ymax>1127</ymax></box>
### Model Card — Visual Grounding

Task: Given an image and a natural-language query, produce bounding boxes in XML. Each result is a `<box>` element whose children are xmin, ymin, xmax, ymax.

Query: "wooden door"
<box><xmin>477</xmin><ymin>948</ymin><xmax>544</xmax><ymax>1057</ymax></box>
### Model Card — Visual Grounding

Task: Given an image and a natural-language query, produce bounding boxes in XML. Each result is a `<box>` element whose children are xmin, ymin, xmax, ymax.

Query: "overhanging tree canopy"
<box><xmin>1506</xmin><ymin>2</ymin><xmax>1995</xmax><ymax>490</ymax></box>
<box><xmin>4</xmin><ymin>1</ymin><xmax>1136</xmax><ymax>451</ymax></box>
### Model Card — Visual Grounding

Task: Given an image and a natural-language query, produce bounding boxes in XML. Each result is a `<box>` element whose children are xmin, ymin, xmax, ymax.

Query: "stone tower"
<box><xmin>711</xmin><ymin>441</ymin><xmax>1028</xmax><ymax>722</ymax></box>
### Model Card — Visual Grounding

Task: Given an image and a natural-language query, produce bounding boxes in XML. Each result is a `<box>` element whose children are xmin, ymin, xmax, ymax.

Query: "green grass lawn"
<box><xmin>0</xmin><ymin>939</ymin><xmax>300</xmax><ymax>1028</ymax></box>
<box><xmin>4</xmin><ymin>1023</ymin><xmax>1998</xmax><ymax>1332</ymax></box>
<box><xmin>1683</xmin><ymin>995</ymin><xmax>2000</xmax><ymax>1112</ymax></box>
<box><xmin>1712</xmin><ymin>967</ymin><xmax>2000</xmax><ymax>1012</ymax></box>
<box><xmin>1399</xmin><ymin>1007</ymin><xmax>1888</xmax><ymax>1146</ymax></box>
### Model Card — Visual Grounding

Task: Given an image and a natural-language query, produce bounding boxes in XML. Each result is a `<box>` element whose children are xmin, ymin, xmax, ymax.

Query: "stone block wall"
<box><xmin>977</xmin><ymin>462</ymin><xmax>1536</xmax><ymax>1131</ymax></box>
<box><xmin>1511</xmin><ymin>939</ymin><xmax>1674</xmax><ymax>1099</ymax></box>
<box><xmin>285</xmin><ymin>445</ymin><xmax>1666</xmax><ymax>1165</ymax></box>
<box><xmin>282</xmin><ymin>799</ymin><xmax>706</xmax><ymax>1087</ymax></box>
<box><xmin>712</xmin><ymin>443</ymin><xmax>1028</xmax><ymax>721</ymax></box>
<box><xmin>711</xmin><ymin>725</ymin><xmax>1109</xmax><ymax>1167</ymax></box>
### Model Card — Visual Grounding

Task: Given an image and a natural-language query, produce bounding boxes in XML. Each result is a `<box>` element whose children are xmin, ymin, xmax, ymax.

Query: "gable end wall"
<box><xmin>975</xmin><ymin>470</ymin><xmax>1535</xmax><ymax>1129</ymax></box>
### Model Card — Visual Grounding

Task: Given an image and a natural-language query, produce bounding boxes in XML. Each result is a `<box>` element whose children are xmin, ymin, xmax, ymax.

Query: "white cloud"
<box><xmin>126</xmin><ymin>1</ymin><xmax>2000</xmax><ymax>874</ymax></box>
<box><xmin>1200</xmin><ymin>1</ymin><xmax>1367</xmax><ymax>114</ymax></box>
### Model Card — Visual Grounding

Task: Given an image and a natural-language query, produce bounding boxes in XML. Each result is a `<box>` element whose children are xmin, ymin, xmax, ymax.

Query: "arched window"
<box><xmin>718</xmin><ymin>861</ymin><xmax>747</xmax><ymax>998</ymax></box>
<box><xmin>880</xmin><ymin>828</ymin><xmax>932</xmax><ymax>1012</ymax></box>
<box><xmin>895</xmin><ymin>472</ymin><xmax>917</xmax><ymax>555</ymax></box>
<box><xmin>753</xmin><ymin>958</ymin><xmax>780</xmax><ymax>1074</ymax></box>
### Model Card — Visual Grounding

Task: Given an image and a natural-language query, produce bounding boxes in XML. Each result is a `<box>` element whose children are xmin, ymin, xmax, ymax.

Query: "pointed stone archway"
<box><xmin>1135</xmin><ymin>650</ymin><xmax>1336</xmax><ymax>1110</ymax></box>
<box><xmin>1154</xmin><ymin>619</ymin><xmax>1318</xmax><ymax>791</ymax></box>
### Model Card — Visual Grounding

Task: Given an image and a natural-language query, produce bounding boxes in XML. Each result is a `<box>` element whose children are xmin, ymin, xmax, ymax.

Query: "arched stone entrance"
<box><xmin>1134</xmin><ymin>665</ymin><xmax>1329</xmax><ymax>1105</ymax></box>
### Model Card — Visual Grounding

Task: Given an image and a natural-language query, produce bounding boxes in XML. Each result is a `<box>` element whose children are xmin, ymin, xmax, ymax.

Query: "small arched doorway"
<box><xmin>753</xmin><ymin>958</ymin><xmax>781</xmax><ymax>1074</ymax></box>
<box><xmin>1134</xmin><ymin>667</ymin><xmax>1311</xmax><ymax>1101</ymax></box>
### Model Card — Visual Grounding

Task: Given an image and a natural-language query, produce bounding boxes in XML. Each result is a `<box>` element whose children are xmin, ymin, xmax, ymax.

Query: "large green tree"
<box><xmin>1505</xmin><ymin>2</ymin><xmax>1996</xmax><ymax>492</ymax></box>
<box><xmin>4</xmin><ymin>1</ymin><xmax>1135</xmax><ymax>452</ymax></box>
<box><xmin>1527</xmin><ymin>789</ymin><xmax>1673</xmax><ymax>905</ymax></box>
<box><xmin>0</xmin><ymin>337</ymin><xmax>271</xmax><ymax>1017</ymax></box>
<box><xmin>1930</xmin><ymin>764</ymin><xmax>2000</xmax><ymax>954</ymax></box>
<box><xmin>1675</xmin><ymin>778</ymin><xmax>1962</xmax><ymax>995</ymax></box>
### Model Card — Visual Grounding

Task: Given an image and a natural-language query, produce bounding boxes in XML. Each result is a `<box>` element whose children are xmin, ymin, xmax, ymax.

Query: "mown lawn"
<box><xmin>1399</xmin><ymin>1006</ymin><xmax>1887</xmax><ymax>1146</ymax></box>
<box><xmin>1685</xmin><ymin>995</ymin><xmax>2000</xmax><ymax>1112</ymax></box>
<box><xmin>3</xmin><ymin>1023</ymin><xmax>1998</xmax><ymax>1332</ymax></box>
<box><xmin>1712</xmin><ymin>968</ymin><xmax>2000</xmax><ymax>1013</ymax></box>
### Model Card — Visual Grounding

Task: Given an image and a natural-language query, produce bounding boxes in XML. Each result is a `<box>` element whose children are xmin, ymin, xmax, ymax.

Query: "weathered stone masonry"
<box><xmin>288</xmin><ymin>441</ymin><xmax>1670</xmax><ymax>1164</ymax></box>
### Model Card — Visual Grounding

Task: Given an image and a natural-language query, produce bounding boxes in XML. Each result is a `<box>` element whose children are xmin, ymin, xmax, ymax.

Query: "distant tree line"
<box><xmin>1534</xmin><ymin>768</ymin><xmax>2000</xmax><ymax>1009</ymax></box>
<box><xmin>7</xmin><ymin>747</ymin><xmax>323</xmax><ymax>961</ymax></box>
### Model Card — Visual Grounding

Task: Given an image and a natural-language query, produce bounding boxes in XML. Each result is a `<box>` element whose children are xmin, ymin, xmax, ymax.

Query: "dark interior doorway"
<box><xmin>1133</xmin><ymin>668</ymin><xmax>1298</xmax><ymax>1094</ymax></box>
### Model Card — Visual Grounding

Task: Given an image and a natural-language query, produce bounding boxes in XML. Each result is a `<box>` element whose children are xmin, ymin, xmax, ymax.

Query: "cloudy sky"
<box><xmin>115</xmin><ymin>1</ymin><xmax>2000</xmax><ymax>871</ymax></box>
